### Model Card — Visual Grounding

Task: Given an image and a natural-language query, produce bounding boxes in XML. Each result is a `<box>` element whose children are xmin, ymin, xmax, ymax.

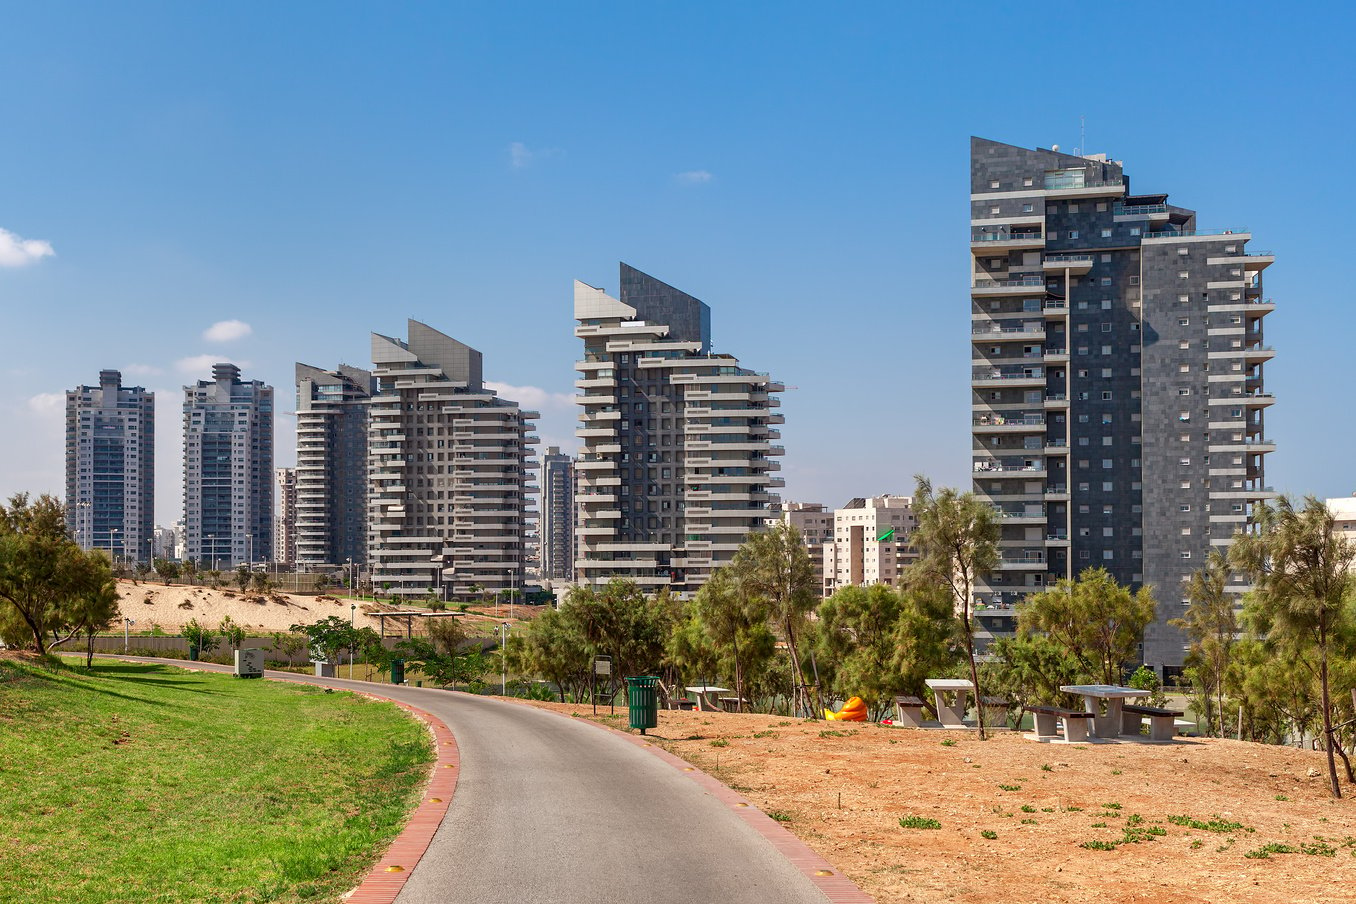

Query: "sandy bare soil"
<box><xmin>520</xmin><ymin>701</ymin><xmax>1356</xmax><ymax>904</ymax></box>
<box><xmin>114</xmin><ymin>580</ymin><xmax>540</xmax><ymax>637</ymax></box>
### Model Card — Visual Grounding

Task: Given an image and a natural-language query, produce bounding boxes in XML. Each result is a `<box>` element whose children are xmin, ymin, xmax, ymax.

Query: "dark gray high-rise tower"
<box><xmin>294</xmin><ymin>363</ymin><xmax>374</xmax><ymax>570</ymax></box>
<box><xmin>66</xmin><ymin>370</ymin><xmax>155</xmax><ymax>564</ymax></box>
<box><xmin>540</xmin><ymin>446</ymin><xmax>575</xmax><ymax>583</ymax></box>
<box><xmin>183</xmin><ymin>363</ymin><xmax>274</xmax><ymax>569</ymax></box>
<box><xmin>969</xmin><ymin>138</ymin><xmax>1275</xmax><ymax>677</ymax></box>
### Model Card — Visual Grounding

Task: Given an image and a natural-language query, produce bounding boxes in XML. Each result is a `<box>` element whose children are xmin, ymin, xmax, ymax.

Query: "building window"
<box><xmin>1102</xmin><ymin>482</ymin><xmax>1113</xmax><ymax>492</ymax></box>
<box><xmin>1022</xmin><ymin>203</ymin><xmax>1034</xmax><ymax>213</ymax></box>
<box><xmin>1102</xmin><ymin>323</ymin><xmax>1112</xmax><ymax>332</ymax></box>
<box><xmin>1179</xmin><ymin>271</ymin><xmax>1190</xmax><ymax>279</ymax></box>
<box><xmin>1178</xmin><ymin>247</ymin><xmax>1189</xmax><ymax>256</ymax></box>
<box><xmin>1101</xmin><ymin>229</ymin><xmax>1112</xmax><ymax>238</ymax></box>
<box><xmin>1069</xmin><ymin>229</ymin><xmax>1079</xmax><ymax>240</ymax></box>
<box><xmin>1101</xmin><ymin>390</ymin><xmax>1113</xmax><ymax>400</ymax></box>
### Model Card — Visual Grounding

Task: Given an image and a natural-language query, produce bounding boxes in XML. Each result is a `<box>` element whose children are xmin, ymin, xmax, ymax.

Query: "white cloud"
<box><xmin>175</xmin><ymin>354</ymin><xmax>248</xmax><ymax>376</ymax></box>
<box><xmin>122</xmin><ymin>363</ymin><xmax>164</xmax><ymax>377</ymax></box>
<box><xmin>203</xmin><ymin>319</ymin><xmax>253</xmax><ymax>342</ymax></box>
<box><xmin>26</xmin><ymin>392</ymin><xmax>64</xmax><ymax>416</ymax></box>
<box><xmin>675</xmin><ymin>170</ymin><xmax>713</xmax><ymax>185</ymax></box>
<box><xmin>485</xmin><ymin>382</ymin><xmax>573</xmax><ymax>410</ymax></box>
<box><xmin>507</xmin><ymin>141</ymin><xmax>561</xmax><ymax>169</ymax></box>
<box><xmin>0</xmin><ymin>227</ymin><xmax>56</xmax><ymax>268</ymax></box>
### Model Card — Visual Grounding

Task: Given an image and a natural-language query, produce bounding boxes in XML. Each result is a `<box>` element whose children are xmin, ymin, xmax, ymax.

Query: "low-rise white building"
<box><xmin>821</xmin><ymin>495</ymin><xmax>918</xmax><ymax>595</ymax></box>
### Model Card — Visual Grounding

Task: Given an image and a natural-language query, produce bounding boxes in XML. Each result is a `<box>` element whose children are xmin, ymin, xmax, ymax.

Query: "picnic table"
<box><xmin>1059</xmin><ymin>685</ymin><xmax>1144</xmax><ymax>738</ymax></box>
<box><xmin>685</xmin><ymin>686</ymin><xmax>732</xmax><ymax>713</ymax></box>
<box><xmin>925</xmin><ymin>678</ymin><xmax>975</xmax><ymax>729</ymax></box>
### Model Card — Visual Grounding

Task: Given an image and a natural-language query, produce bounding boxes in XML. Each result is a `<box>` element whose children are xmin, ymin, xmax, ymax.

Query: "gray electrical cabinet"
<box><xmin>234</xmin><ymin>648</ymin><xmax>265</xmax><ymax>678</ymax></box>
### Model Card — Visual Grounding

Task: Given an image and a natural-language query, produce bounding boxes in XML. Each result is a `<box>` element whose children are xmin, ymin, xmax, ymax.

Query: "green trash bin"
<box><xmin>390</xmin><ymin>659</ymin><xmax>405</xmax><ymax>685</ymax></box>
<box><xmin>625</xmin><ymin>676</ymin><xmax>659</xmax><ymax>734</ymax></box>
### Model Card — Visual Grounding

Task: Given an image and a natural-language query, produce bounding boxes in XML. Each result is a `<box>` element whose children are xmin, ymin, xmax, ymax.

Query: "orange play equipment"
<box><xmin>824</xmin><ymin>696</ymin><xmax>867</xmax><ymax>721</ymax></box>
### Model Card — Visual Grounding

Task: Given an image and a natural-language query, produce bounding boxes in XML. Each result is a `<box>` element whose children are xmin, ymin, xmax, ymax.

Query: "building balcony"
<box><xmin>1040</xmin><ymin>175</ymin><xmax>1125</xmax><ymax>199</ymax></box>
<box><xmin>973</xmin><ymin>462</ymin><xmax>1047</xmax><ymax>479</ymax></box>
<box><xmin>1112</xmin><ymin>202</ymin><xmax>1170</xmax><ymax>222</ymax></box>
<box><xmin>971</xmin><ymin>231</ymin><xmax>1045</xmax><ymax>254</ymax></box>
<box><xmin>1209</xmin><ymin>392</ymin><xmax>1275</xmax><ymax>409</ymax></box>
<box><xmin>1043</xmin><ymin>393</ymin><xmax>1069</xmax><ymax>409</ymax></box>
<box><xmin>1043</xmin><ymin>347</ymin><xmax>1069</xmax><ymax>364</ymax></box>
<box><xmin>1042</xmin><ymin>254</ymin><xmax>1094</xmax><ymax>274</ymax></box>
<box><xmin>996</xmin><ymin>554</ymin><xmax>1046</xmax><ymax>570</ymax></box>
<box><xmin>971</xmin><ymin>370</ymin><xmax>1046</xmax><ymax>388</ymax></box>
<box><xmin>971</xmin><ymin>276</ymin><xmax>1047</xmax><ymax>296</ymax></box>
<box><xmin>971</xmin><ymin>323</ymin><xmax>1046</xmax><ymax>340</ymax></box>
<box><xmin>1043</xmin><ymin>485</ymin><xmax>1069</xmax><ymax>501</ymax></box>
<box><xmin>972</xmin><ymin>415</ymin><xmax>1046</xmax><ymax>433</ymax></box>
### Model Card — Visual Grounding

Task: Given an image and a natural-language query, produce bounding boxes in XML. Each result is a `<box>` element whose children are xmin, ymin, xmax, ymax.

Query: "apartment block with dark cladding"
<box><xmin>540</xmin><ymin>446</ymin><xmax>576</xmax><ymax>583</ymax></box>
<box><xmin>65</xmin><ymin>370</ymin><xmax>155</xmax><ymax>564</ymax></box>
<box><xmin>183</xmin><ymin>363</ymin><xmax>274</xmax><ymax>569</ymax></box>
<box><xmin>574</xmin><ymin>263</ymin><xmax>785</xmax><ymax>595</ymax></box>
<box><xmin>969</xmin><ymin>137</ymin><xmax>1274</xmax><ymax>678</ymax></box>
<box><xmin>294</xmin><ymin>363</ymin><xmax>374</xmax><ymax>570</ymax></box>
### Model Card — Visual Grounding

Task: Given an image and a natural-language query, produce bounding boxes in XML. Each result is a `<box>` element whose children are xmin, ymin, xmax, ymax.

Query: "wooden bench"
<box><xmin>894</xmin><ymin>695</ymin><xmax>928</xmax><ymax>727</ymax></box>
<box><xmin>1121</xmin><ymin>704</ymin><xmax>1185</xmax><ymax>741</ymax></box>
<box><xmin>1025</xmin><ymin>704</ymin><xmax>1095</xmax><ymax>742</ymax></box>
<box><xmin>718</xmin><ymin>696</ymin><xmax>751</xmax><ymax>713</ymax></box>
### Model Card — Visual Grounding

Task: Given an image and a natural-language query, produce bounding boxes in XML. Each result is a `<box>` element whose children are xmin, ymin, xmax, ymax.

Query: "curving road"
<box><xmin>123</xmin><ymin>660</ymin><xmax>834</xmax><ymax>904</ymax></box>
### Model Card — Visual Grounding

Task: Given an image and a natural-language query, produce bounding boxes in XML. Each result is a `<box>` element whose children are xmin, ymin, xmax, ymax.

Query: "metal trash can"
<box><xmin>390</xmin><ymin>659</ymin><xmax>405</xmax><ymax>685</ymax></box>
<box><xmin>625</xmin><ymin>676</ymin><xmax>659</xmax><ymax>734</ymax></box>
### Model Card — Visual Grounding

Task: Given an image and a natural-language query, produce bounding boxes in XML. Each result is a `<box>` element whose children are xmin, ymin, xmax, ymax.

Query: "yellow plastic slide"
<box><xmin>824</xmin><ymin>696</ymin><xmax>867</xmax><ymax>721</ymax></box>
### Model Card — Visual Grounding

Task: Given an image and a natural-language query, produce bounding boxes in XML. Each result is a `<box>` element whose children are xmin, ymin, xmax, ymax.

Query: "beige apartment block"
<box><xmin>1327</xmin><ymin>495</ymin><xmax>1356</xmax><ymax>545</ymax></box>
<box><xmin>766</xmin><ymin>501</ymin><xmax>832</xmax><ymax>594</ymax></box>
<box><xmin>574</xmin><ymin>264</ymin><xmax>785</xmax><ymax>594</ymax></box>
<box><xmin>821</xmin><ymin>495</ymin><xmax>919</xmax><ymax>595</ymax></box>
<box><xmin>368</xmin><ymin>321</ymin><xmax>538</xmax><ymax>600</ymax></box>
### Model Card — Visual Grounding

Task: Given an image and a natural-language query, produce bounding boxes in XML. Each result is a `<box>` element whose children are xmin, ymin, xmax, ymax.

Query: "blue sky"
<box><xmin>2</xmin><ymin>1</ymin><xmax>1353</xmax><ymax>522</ymax></box>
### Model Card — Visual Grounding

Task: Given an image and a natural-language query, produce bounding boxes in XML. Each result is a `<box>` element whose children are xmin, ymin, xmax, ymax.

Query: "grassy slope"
<box><xmin>0</xmin><ymin>657</ymin><xmax>432</xmax><ymax>904</ymax></box>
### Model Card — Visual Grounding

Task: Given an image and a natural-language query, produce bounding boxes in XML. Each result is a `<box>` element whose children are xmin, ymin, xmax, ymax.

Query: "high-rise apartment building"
<box><xmin>65</xmin><ymin>370</ymin><xmax>154</xmax><ymax>564</ymax></box>
<box><xmin>183</xmin><ymin>363</ymin><xmax>274</xmax><ymax>570</ymax></box>
<box><xmin>294</xmin><ymin>364</ymin><xmax>374</xmax><ymax>570</ymax></box>
<box><xmin>969</xmin><ymin>137</ymin><xmax>1275</xmax><ymax>676</ymax></box>
<box><xmin>368</xmin><ymin>321</ymin><xmax>537</xmax><ymax>600</ymax></box>
<box><xmin>274</xmin><ymin>467</ymin><xmax>297</xmax><ymax>567</ymax></box>
<box><xmin>574</xmin><ymin>264</ymin><xmax>785</xmax><ymax>594</ymax></box>
<box><xmin>540</xmin><ymin>445</ymin><xmax>576</xmax><ymax>583</ymax></box>
<box><xmin>821</xmin><ymin>495</ymin><xmax>918</xmax><ymax>595</ymax></box>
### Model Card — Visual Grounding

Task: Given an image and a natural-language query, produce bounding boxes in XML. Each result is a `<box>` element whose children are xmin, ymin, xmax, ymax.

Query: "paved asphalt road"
<box><xmin>123</xmin><ymin>659</ymin><xmax>831</xmax><ymax>904</ymax></box>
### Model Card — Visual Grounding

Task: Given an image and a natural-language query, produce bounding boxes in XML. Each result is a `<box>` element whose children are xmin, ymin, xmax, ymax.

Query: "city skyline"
<box><xmin>3</xmin><ymin>4</ymin><xmax>1353</xmax><ymax>525</ymax></box>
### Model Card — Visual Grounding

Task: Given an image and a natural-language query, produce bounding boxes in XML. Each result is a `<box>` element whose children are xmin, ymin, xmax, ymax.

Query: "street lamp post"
<box><xmin>498</xmin><ymin>622</ymin><xmax>511</xmax><ymax>696</ymax></box>
<box><xmin>148</xmin><ymin>537</ymin><xmax>155</xmax><ymax>571</ymax></box>
<box><xmin>123</xmin><ymin>618</ymin><xmax>135</xmax><ymax>653</ymax></box>
<box><xmin>350</xmin><ymin>603</ymin><xmax>357</xmax><ymax>679</ymax></box>
<box><xmin>246</xmin><ymin>533</ymin><xmax>253</xmax><ymax>572</ymax></box>
<box><xmin>109</xmin><ymin>528</ymin><xmax>120</xmax><ymax>566</ymax></box>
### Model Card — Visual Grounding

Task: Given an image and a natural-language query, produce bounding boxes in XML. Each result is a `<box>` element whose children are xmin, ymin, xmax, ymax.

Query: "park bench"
<box><xmin>980</xmin><ymin>695</ymin><xmax>1012</xmax><ymax>728</ymax></box>
<box><xmin>893</xmin><ymin>695</ymin><xmax>928</xmax><ymax>727</ymax></box>
<box><xmin>718</xmin><ymin>696</ymin><xmax>751</xmax><ymax>713</ymax></box>
<box><xmin>1121</xmin><ymin>703</ymin><xmax>1185</xmax><ymax>741</ymax></box>
<box><xmin>1025</xmin><ymin>704</ymin><xmax>1095</xmax><ymax>743</ymax></box>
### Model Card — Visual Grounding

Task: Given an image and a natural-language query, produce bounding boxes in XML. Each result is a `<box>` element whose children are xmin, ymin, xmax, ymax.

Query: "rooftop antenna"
<box><xmin>1080</xmin><ymin>114</ymin><xmax>1086</xmax><ymax>157</ymax></box>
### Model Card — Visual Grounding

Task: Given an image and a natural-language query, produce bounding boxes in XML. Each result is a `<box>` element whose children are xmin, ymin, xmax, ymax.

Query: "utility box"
<box><xmin>234</xmin><ymin>648</ymin><xmax>264</xmax><ymax>679</ymax></box>
<box><xmin>313</xmin><ymin>660</ymin><xmax>336</xmax><ymax>678</ymax></box>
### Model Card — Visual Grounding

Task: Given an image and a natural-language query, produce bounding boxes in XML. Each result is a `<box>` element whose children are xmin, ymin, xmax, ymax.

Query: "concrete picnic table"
<box><xmin>1059</xmin><ymin>684</ymin><xmax>1145</xmax><ymax>738</ymax></box>
<box><xmin>925</xmin><ymin>678</ymin><xmax>975</xmax><ymax>728</ymax></box>
<box><xmin>685</xmin><ymin>686</ymin><xmax>732</xmax><ymax>712</ymax></box>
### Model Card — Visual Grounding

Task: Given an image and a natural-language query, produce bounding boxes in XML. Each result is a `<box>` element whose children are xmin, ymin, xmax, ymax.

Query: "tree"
<box><xmin>218</xmin><ymin>615</ymin><xmax>246</xmax><ymax>653</ymax></box>
<box><xmin>1018</xmin><ymin>567</ymin><xmax>1156</xmax><ymax>686</ymax></box>
<box><xmin>268</xmin><ymin>630</ymin><xmax>308</xmax><ymax>666</ymax></box>
<box><xmin>566</xmin><ymin>579</ymin><xmax>677</xmax><ymax>685</ymax></box>
<box><xmin>908</xmin><ymin>476</ymin><xmax>999</xmax><ymax>738</ymax></box>
<box><xmin>235</xmin><ymin>565</ymin><xmax>251</xmax><ymax>592</ymax></box>
<box><xmin>154</xmin><ymin>558</ymin><xmax>180</xmax><ymax>583</ymax></box>
<box><xmin>507</xmin><ymin>607</ymin><xmax>592</xmax><ymax>702</ymax></box>
<box><xmin>1230</xmin><ymin>495</ymin><xmax>1356</xmax><ymax>799</ymax></box>
<box><xmin>290</xmin><ymin>615</ymin><xmax>380</xmax><ymax>665</ymax></box>
<box><xmin>732</xmin><ymin>522</ymin><xmax>821</xmax><ymax>717</ymax></box>
<box><xmin>182</xmin><ymin>618</ymin><xmax>220</xmax><ymax>657</ymax></box>
<box><xmin>182</xmin><ymin>559</ymin><xmax>199</xmax><ymax>586</ymax></box>
<box><xmin>670</xmin><ymin>569</ymin><xmax>774</xmax><ymax>711</ymax></box>
<box><xmin>0</xmin><ymin>493</ymin><xmax>112</xmax><ymax>656</ymax></box>
<box><xmin>983</xmin><ymin>633</ymin><xmax>1085</xmax><ymax>717</ymax></box>
<box><xmin>1171</xmin><ymin>548</ymin><xmax>1238</xmax><ymax>737</ymax></box>
<box><xmin>250</xmin><ymin>572</ymin><xmax>271</xmax><ymax>593</ymax></box>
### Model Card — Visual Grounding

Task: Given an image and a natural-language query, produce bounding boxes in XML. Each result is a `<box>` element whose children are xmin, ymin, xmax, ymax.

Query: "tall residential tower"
<box><xmin>540</xmin><ymin>446</ymin><xmax>576</xmax><ymax>584</ymax></box>
<box><xmin>367</xmin><ymin>321</ymin><xmax>537</xmax><ymax>600</ymax></box>
<box><xmin>183</xmin><ymin>363</ymin><xmax>274</xmax><ymax>569</ymax></box>
<box><xmin>294</xmin><ymin>363</ymin><xmax>374</xmax><ymax>570</ymax></box>
<box><xmin>969</xmin><ymin>137</ymin><xmax>1275</xmax><ymax>677</ymax></box>
<box><xmin>574</xmin><ymin>264</ymin><xmax>785</xmax><ymax>594</ymax></box>
<box><xmin>65</xmin><ymin>370</ymin><xmax>154</xmax><ymax>563</ymax></box>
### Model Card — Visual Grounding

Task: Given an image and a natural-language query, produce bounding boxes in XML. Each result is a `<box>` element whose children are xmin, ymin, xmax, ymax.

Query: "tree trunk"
<box><xmin>732</xmin><ymin>630</ymin><xmax>743</xmax><ymax>713</ymax></box>
<box><xmin>784</xmin><ymin>617</ymin><xmax>806</xmax><ymax>719</ymax></box>
<box><xmin>1321</xmin><ymin>650</ymin><xmax>1342</xmax><ymax>799</ymax></box>
<box><xmin>86</xmin><ymin>631</ymin><xmax>95</xmax><ymax>668</ymax></box>
<box><xmin>963</xmin><ymin>598</ymin><xmax>986</xmax><ymax>741</ymax></box>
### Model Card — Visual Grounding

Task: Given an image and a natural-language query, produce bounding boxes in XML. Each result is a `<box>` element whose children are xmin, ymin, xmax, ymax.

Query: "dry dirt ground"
<box><xmin>113</xmin><ymin>580</ymin><xmax>540</xmax><ymax>636</ymax></box>
<box><xmin>521</xmin><ymin>701</ymin><xmax>1356</xmax><ymax>904</ymax></box>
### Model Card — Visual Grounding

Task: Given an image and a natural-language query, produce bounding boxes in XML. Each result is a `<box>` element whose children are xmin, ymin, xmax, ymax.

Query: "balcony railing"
<box><xmin>1113</xmin><ymin>202</ymin><xmax>1167</xmax><ymax>216</ymax></box>
<box><xmin>1142</xmin><ymin>228</ymin><xmax>1249</xmax><ymax>240</ymax></box>
<box><xmin>973</xmin><ymin>415</ymin><xmax>1045</xmax><ymax>427</ymax></box>
<box><xmin>1043</xmin><ymin>254</ymin><xmax>1094</xmax><ymax>264</ymax></box>
<box><xmin>972</xmin><ymin>231</ymin><xmax>1044</xmax><ymax>244</ymax></box>
<box><xmin>972</xmin><ymin>276</ymin><xmax>1046</xmax><ymax>290</ymax></box>
<box><xmin>1042</xmin><ymin>174</ymin><xmax>1124</xmax><ymax>191</ymax></box>
<box><xmin>971</xmin><ymin>324</ymin><xmax>1045</xmax><ymax>335</ymax></box>
<box><xmin>972</xmin><ymin>370</ymin><xmax>1045</xmax><ymax>381</ymax></box>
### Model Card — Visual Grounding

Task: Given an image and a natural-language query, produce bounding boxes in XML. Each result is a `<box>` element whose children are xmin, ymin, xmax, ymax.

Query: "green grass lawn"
<box><xmin>0</xmin><ymin>656</ymin><xmax>433</xmax><ymax>904</ymax></box>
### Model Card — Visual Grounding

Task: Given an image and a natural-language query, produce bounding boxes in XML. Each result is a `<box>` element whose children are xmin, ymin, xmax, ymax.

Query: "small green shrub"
<box><xmin>1274</xmin><ymin>794</ymin><xmax>1290</xmax><ymax>801</ymax></box>
<box><xmin>998</xmin><ymin>783</ymin><xmax>1021</xmax><ymax>792</ymax></box>
<box><xmin>1040</xmin><ymin>763</ymin><xmax>1053</xmax><ymax>772</ymax></box>
<box><xmin>752</xmin><ymin>730</ymin><xmax>775</xmax><ymax>739</ymax></box>
<box><xmin>766</xmin><ymin>810</ymin><xmax>793</xmax><ymax>823</ymax></box>
<box><xmin>709</xmin><ymin>739</ymin><xmax>730</xmax><ymax>748</ymax></box>
<box><xmin>899</xmin><ymin>815</ymin><xmax>942</xmax><ymax>830</ymax></box>
<box><xmin>1020</xmin><ymin>805</ymin><xmax>1036</xmax><ymax>813</ymax></box>
<box><xmin>1167</xmin><ymin>815</ymin><xmax>1251</xmax><ymax>834</ymax></box>
<box><xmin>940</xmin><ymin>739</ymin><xmax>956</xmax><ymax>747</ymax></box>
<box><xmin>1080</xmin><ymin>839</ymin><xmax>1117</xmax><ymax>850</ymax></box>
<box><xmin>1245</xmin><ymin>843</ymin><xmax>1298</xmax><ymax>859</ymax></box>
<box><xmin>1021</xmin><ymin>818</ymin><xmax>1037</xmax><ymax>825</ymax></box>
<box><xmin>980</xmin><ymin>830</ymin><xmax>997</xmax><ymax>840</ymax></box>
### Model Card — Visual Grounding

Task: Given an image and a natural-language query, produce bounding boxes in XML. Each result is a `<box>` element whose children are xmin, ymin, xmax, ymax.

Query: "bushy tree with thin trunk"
<box><xmin>670</xmin><ymin>568</ymin><xmax>775</xmax><ymax>711</ymax></box>
<box><xmin>1018</xmin><ymin>566</ymin><xmax>1156</xmax><ymax>687</ymax></box>
<box><xmin>154</xmin><ymin>558</ymin><xmax>180</xmax><ymax>583</ymax></box>
<box><xmin>1230</xmin><ymin>495</ymin><xmax>1356</xmax><ymax>799</ymax></box>
<box><xmin>908</xmin><ymin>476</ymin><xmax>999</xmax><ymax>738</ymax></box>
<box><xmin>1171</xmin><ymin>548</ymin><xmax>1237</xmax><ymax>737</ymax></box>
<box><xmin>731</xmin><ymin>522</ymin><xmax>820</xmax><ymax>717</ymax></box>
<box><xmin>507</xmin><ymin>606</ymin><xmax>592</xmax><ymax>702</ymax></box>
